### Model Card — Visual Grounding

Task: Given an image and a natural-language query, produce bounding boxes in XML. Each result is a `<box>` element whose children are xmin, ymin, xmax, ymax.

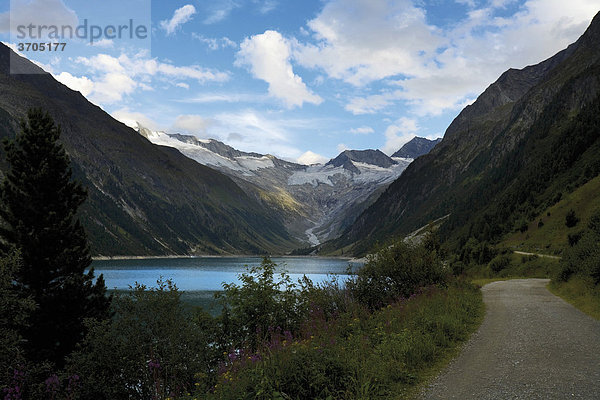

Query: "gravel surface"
<box><xmin>421</xmin><ymin>279</ymin><xmax>600</xmax><ymax>399</ymax></box>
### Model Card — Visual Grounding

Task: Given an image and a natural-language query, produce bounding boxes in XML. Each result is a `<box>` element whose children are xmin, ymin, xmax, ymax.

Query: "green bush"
<box><xmin>488</xmin><ymin>254</ymin><xmax>511</xmax><ymax>273</ymax></box>
<box><xmin>67</xmin><ymin>279</ymin><xmax>217</xmax><ymax>400</ymax></box>
<box><xmin>347</xmin><ymin>234</ymin><xmax>447</xmax><ymax>310</ymax></box>
<box><xmin>217</xmin><ymin>257</ymin><xmax>312</xmax><ymax>351</ymax></box>
<box><xmin>565</xmin><ymin>209</ymin><xmax>579</xmax><ymax>228</ymax></box>
<box><xmin>557</xmin><ymin>210</ymin><xmax>600</xmax><ymax>284</ymax></box>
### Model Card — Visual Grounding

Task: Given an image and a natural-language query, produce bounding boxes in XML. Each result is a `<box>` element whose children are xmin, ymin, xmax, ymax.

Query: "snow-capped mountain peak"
<box><xmin>135</xmin><ymin>123</ymin><xmax>421</xmax><ymax>246</ymax></box>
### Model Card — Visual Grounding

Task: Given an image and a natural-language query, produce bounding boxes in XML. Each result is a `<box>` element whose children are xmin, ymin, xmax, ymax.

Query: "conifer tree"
<box><xmin>0</xmin><ymin>108</ymin><xmax>110</xmax><ymax>366</ymax></box>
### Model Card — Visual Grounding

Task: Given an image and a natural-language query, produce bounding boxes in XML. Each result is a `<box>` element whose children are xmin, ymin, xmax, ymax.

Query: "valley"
<box><xmin>137</xmin><ymin>124</ymin><xmax>434</xmax><ymax>247</ymax></box>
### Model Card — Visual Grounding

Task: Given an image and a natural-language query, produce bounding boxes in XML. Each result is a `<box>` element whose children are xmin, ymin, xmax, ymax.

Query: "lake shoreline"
<box><xmin>92</xmin><ymin>254</ymin><xmax>360</xmax><ymax>262</ymax></box>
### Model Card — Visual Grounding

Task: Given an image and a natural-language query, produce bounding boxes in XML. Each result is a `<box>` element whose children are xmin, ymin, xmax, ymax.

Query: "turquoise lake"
<box><xmin>90</xmin><ymin>256</ymin><xmax>362</xmax><ymax>292</ymax></box>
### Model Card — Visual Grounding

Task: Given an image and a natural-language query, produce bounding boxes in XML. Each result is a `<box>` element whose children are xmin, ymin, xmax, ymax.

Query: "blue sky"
<box><xmin>1</xmin><ymin>0</ymin><xmax>598</xmax><ymax>163</ymax></box>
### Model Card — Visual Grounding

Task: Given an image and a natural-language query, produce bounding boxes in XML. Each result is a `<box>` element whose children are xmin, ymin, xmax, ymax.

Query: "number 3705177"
<box><xmin>17</xmin><ymin>43</ymin><xmax>66</xmax><ymax>52</ymax></box>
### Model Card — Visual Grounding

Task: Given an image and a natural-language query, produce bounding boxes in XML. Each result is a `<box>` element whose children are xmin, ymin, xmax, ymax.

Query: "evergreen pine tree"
<box><xmin>0</xmin><ymin>108</ymin><xmax>110</xmax><ymax>366</ymax></box>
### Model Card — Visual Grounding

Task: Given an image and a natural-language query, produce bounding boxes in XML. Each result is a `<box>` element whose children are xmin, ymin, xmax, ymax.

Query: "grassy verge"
<box><xmin>548</xmin><ymin>277</ymin><xmax>600</xmax><ymax>320</ymax></box>
<box><xmin>465</xmin><ymin>253</ymin><xmax>560</xmax><ymax>282</ymax></box>
<box><xmin>203</xmin><ymin>281</ymin><xmax>484</xmax><ymax>400</ymax></box>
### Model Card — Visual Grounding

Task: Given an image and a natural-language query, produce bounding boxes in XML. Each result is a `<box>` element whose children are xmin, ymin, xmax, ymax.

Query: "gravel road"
<box><xmin>421</xmin><ymin>279</ymin><xmax>600</xmax><ymax>399</ymax></box>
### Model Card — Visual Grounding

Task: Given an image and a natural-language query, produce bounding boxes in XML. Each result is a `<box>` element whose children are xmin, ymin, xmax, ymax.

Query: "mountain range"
<box><xmin>3</xmin><ymin>11</ymin><xmax>598</xmax><ymax>258</ymax></box>
<box><xmin>138</xmin><ymin>127</ymin><xmax>437</xmax><ymax>246</ymax></box>
<box><xmin>0</xmin><ymin>43</ymin><xmax>440</xmax><ymax>255</ymax></box>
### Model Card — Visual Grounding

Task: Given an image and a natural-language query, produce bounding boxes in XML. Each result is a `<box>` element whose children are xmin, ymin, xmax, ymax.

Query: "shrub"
<box><xmin>217</xmin><ymin>257</ymin><xmax>312</xmax><ymax>351</ymax></box>
<box><xmin>488</xmin><ymin>254</ymin><xmax>511</xmax><ymax>273</ymax></box>
<box><xmin>568</xmin><ymin>231</ymin><xmax>583</xmax><ymax>247</ymax></box>
<box><xmin>517</xmin><ymin>219</ymin><xmax>529</xmax><ymax>233</ymax></box>
<box><xmin>565</xmin><ymin>209</ymin><xmax>579</xmax><ymax>228</ymax></box>
<box><xmin>347</xmin><ymin>234</ymin><xmax>447</xmax><ymax>310</ymax></box>
<box><xmin>67</xmin><ymin>279</ymin><xmax>216</xmax><ymax>400</ymax></box>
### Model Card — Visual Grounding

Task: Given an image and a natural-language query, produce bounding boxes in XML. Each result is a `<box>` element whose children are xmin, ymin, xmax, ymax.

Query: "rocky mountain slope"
<box><xmin>332</xmin><ymin>11</ymin><xmax>600</xmax><ymax>255</ymax></box>
<box><xmin>0</xmin><ymin>43</ymin><xmax>299</xmax><ymax>256</ymax></box>
<box><xmin>138</xmin><ymin>127</ymin><xmax>420</xmax><ymax>245</ymax></box>
<box><xmin>392</xmin><ymin>137</ymin><xmax>441</xmax><ymax>159</ymax></box>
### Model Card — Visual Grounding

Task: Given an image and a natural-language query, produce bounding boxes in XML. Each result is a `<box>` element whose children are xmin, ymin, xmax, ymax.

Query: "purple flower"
<box><xmin>148</xmin><ymin>360</ymin><xmax>161</xmax><ymax>370</ymax></box>
<box><xmin>45</xmin><ymin>374</ymin><xmax>60</xmax><ymax>395</ymax></box>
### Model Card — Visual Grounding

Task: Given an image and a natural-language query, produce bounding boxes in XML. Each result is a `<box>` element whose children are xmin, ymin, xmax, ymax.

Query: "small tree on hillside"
<box><xmin>0</xmin><ymin>109</ymin><xmax>110</xmax><ymax>366</ymax></box>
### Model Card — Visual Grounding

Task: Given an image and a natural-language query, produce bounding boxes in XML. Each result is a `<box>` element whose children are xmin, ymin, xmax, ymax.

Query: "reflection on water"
<box><xmin>90</xmin><ymin>257</ymin><xmax>362</xmax><ymax>291</ymax></box>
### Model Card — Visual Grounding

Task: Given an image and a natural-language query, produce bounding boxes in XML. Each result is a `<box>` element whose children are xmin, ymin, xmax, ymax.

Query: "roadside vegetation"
<box><xmin>3</xmin><ymin>229</ymin><xmax>484</xmax><ymax>399</ymax></box>
<box><xmin>450</xmin><ymin>183</ymin><xmax>600</xmax><ymax>321</ymax></box>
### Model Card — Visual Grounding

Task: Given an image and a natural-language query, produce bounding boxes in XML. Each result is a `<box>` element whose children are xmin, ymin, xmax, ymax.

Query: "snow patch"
<box><xmin>288</xmin><ymin>165</ymin><xmax>350</xmax><ymax>186</ymax></box>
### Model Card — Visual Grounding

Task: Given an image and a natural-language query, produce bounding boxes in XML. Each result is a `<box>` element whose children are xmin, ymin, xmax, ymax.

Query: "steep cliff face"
<box><xmin>0</xmin><ymin>44</ymin><xmax>298</xmax><ymax>256</ymax></box>
<box><xmin>391</xmin><ymin>137</ymin><xmax>441</xmax><ymax>159</ymax></box>
<box><xmin>334</xmin><ymin>11</ymin><xmax>600</xmax><ymax>255</ymax></box>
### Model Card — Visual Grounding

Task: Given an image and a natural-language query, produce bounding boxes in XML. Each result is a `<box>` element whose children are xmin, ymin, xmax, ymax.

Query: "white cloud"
<box><xmin>176</xmin><ymin>82</ymin><xmax>190</xmax><ymax>89</ymax></box>
<box><xmin>172</xmin><ymin>115</ymin><xmax>215</xmax><ymax>135</ymax></box>
<box><xmin>192</xmin><ymin>34</ymin><xmax>237</xmax><ymax>50</ymax></box>
<box><xmin>381</xmin><ymin>117</ymin><xmax>418</xmax><ymax>155</ymax></box>
<box><xmin>160</xmin><ymin>5</ymin><xmax>196</xmax><ymax>36</ymax></box>
<box><xmin>64</xmin><ymin>52</ymin><xmax>228</xmax><ymax>104</ymax></box>
<box><xmin>294</xmin><ymin>0</ymin><xmax>597</xmax><ymax>116</ymax></box>
<box><xmin>297</xmin><ymin>150</ymin><xmax>328</xmax><ymax>165</ymax></box>
<box><xmin>295</xmin><ymin>0</ymin><xmax>442</xmax><ymax>86</ymax></box>
<box><xmin>204</xmin><ymin>1</ymin><xmax>238</xmax><ymax>24</ymax></box>
<box><xmin>349</xmin><ymin>126</ymin><xmax>374</xmax><ymax>135</ymax></box>
<box><xmin>156</xmin><ymin>62</ymin><xmax>229</xmax><ymax>83</ymax></box>
<box><xmin>54</xmin><ymin>72</ymin><xmax>93</xmax><ymax>96</ymax></box>
<box><xmin>345</xmin><ymin>91</ymin><xmax>401</xmax><ymax>115</ymax></box>
<box><xmin>236</xmin><ymin>30</ymin><xmax>323</xmax><ymax>108</ymax></box>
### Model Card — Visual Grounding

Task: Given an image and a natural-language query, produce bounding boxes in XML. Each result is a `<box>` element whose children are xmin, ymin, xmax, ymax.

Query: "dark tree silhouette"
<box><xmin>0</xmin><ymin>109</ymin><xmax>110</xmax><ymax>366</ymax></box>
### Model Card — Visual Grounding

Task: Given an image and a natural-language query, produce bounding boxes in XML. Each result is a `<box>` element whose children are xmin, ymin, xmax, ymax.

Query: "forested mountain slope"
<box><xmin>332</xmin><ymin>11</ymin><xmax>600</xmax><ymax>255</ymax></box>
<box><xmin>0</xmin><ymin>44</ymin><xmax>298</xmax><ymax>256</ymax></box>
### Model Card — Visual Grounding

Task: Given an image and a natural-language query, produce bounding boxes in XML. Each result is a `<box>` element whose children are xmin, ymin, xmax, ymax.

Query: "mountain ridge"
<box><xmin>392</xmin><ymin>137</ymin><xmax>441</xmax><ymax>159</ymax></box>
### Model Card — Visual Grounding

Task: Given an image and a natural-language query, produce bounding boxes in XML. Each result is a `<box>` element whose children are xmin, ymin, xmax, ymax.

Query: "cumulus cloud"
<box><xmin>88</xmin><ymin>38</ymin><xmax>114</xmax><ymax>48</ymax></box>
<box><xmin>54</xmin><ymin>72</ymin><xmax>94</xmax><ymax>96</ymax></box>
<box><xmin>236</xmin><ymin>30</ymin><xmax>323</xmax><ymax>108</ymax></box>
<box><xmin>297</xmin><ymin>150</ymin><xmax>328</xmax><ymax>165</ymax></box>
<box><xmin>295</xmin><ymin>0</ymin><xmax>441</xmax><ymax>86</ymax></box>
<box><xmin>160</xmin><ymin>5</ymin><xmax>196</xmax><ymax>35</ymax></box>
<box><xmin>176</xmin><ymin>92</ymin><xmax>270</xmax><ymax>104</ymax></box>
<box><xmin>294</xmin><ymin>0</ymin><xmax>597</xmax><ymax>116</ymax></box>
<box><xmin>345</xmin><ymin>91</ymin><xmax>401</xmax><ymax>115</ymax></box>
<box><xmin>55</xmin><ymin>53</ymin><xmax>228</xmax><ymax>105</ymax></box>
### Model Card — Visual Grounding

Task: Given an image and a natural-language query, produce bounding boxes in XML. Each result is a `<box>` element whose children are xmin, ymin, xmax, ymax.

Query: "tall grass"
<box><xmin>205</xmin><ymin>281</ymin><xmax>483</xmax><ymax>400</ymax></box>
